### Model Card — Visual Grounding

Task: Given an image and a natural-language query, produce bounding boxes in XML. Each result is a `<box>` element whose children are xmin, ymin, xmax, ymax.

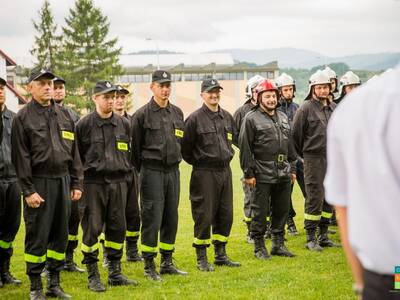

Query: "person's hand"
<box><xmin>245</xmin><ymin>177</ymin><xmax>256</xmax><ymax>188</ymax></box>
<box><xmin>71</xmin><ymin>189</ymin><xmax>82</xmax><ymax>201</ymax></box>
<box><xmin>291</xmin><ymin>173</ymin><xmax>297</xmax><ymax>184</ymax></box>
<box><xmin>25</xmin><ymin>193</ymin><xmax>45</xmax><ymax>208</ymax></box>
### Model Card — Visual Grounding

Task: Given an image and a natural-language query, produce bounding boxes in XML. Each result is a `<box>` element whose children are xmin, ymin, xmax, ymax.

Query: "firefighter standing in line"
<box><xmin>275</xmin><ymin>73</ymin><xmax>306</xmax><ymax>236</ymax></box>
<box><xmin>322</xmin><ymin>66</ymin><xmax>338</xmax><ymax>102</ymax></box>
<box><xmin>113</xmin><ymin>85</ymin><xmax>142</xmax><ymax>262</ymax></box>
<box><xmin>11</xmin><ymin>68</ymin><xmax>83</xmax><ymax>300</ymax></box>
<box><xmin>131</xmin><ymin>70</ymin><xmax>187</xmax><ymax>281</ymax></box>
<box><xmin>0</xmin><ymin>76</ymin><xmax>22</xmax><ymax>288</ymax></box>
<box><xmin>239</xmin><ymin>79</ymin><xmax>296</xmax><ymax>260</ymax></box>
<box><xmin>233</xmin><ymin>75</ymin><xmax>264</xmax><ymax>243</ymax></box>
<box><xmin>182</xmin><ymin>78</ymin><xmax>241</xmax><ymax>271</ymax></box>
<box><xmin>334</xmin><ymin>71</ymin><xmax>361</xmax><ymax>104</ymax></box>
<box><xmin>52</xmin><ymin>76</ymin><xmax>84</xmax><ymax>273</ymax></box>
<box><xmin>76</xmin><ymin>81</ymin><xmax>138</xmax><ymax>292</ymax></box>
<box><xmin>292</xmin><ymin>70</ymin><xmax>339</xmax><ymax>252</ymax></box>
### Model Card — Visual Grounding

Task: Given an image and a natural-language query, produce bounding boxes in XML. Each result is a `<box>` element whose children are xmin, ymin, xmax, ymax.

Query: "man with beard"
<box><xmin>233</xmin><ymin>75</ymin><xmax>264</xmax><ymax>243</ymax></box>
<box><xmin>182</xmin><ymin>78</ymin><xmax>241</xmax><ymax>271</ymax></box>
<box><xmin>292</xmin><ymin>70</ymin><xmax>339</xmax><ymax>252</ymax></box>
<box><xmin>276</xmin><ymin>73</ymin><xmax>306</xmax><ymax>237</ymax></box>
<box><xmin>239</xmin><ymin>79</ymin><xmax>297</xmax><ymax>260</ymax></box>
<box><xmin>52</xmin><ymin>76</ymin><xmax>84</xmax><ymax>274</ymax></box>
<box><xmin>334</xmin><ymin>71</ymin><xmax>361</xmax><ymax>104</ymax></box>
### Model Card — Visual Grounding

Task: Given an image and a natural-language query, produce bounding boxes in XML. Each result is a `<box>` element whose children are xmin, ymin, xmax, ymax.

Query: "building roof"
<box><xmin>120</xmin><ymin>53</ymin><xmax>235</xmax><ymax>68</ymax></box>
<box><xmin>6</xmin><ymin>82</ymin><xmax>28</xmax><ymax>104</ymax></box>
<box><xmin>0</xmin><ymin>49</ymin><xmax>17</xmax><ymax>66</ymax></box>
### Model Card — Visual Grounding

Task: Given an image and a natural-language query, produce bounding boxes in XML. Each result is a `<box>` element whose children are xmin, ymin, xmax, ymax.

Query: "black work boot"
<box><xmin>160</xmin><ymin>251</ymin><xmax>188</xmax><ymax>275</ymax></box>
<box><xmin>214</xmin><ymin>243</ymin><xmax>241</xmax><ymax>267</ymax></box>
<box><xmin>126</xmin><ymin>239</ymin><xmax>143</xmax><ymax>262</ymax></box>
<box><xmin>317</xmin><ymin>226</ymin><xmax>341</xmax><ymax>248</ymax></box>
<box><xmin>86</xmin><ymin>263</ymin><xmax>106</xmax><ymax>292</ymax></box>
<box><xmin>245</xmin><ymin>221</ymin><xmax>254</xmax><ymax>244</ymax></box>
<box><xmin>46</xmin><ymin>271</ymin><xmax>71</xmax><ymax>299</ymax></box>
<box><xmin>271</xmin><ymin>234</ymin><xmax>295</xmax><ymax>257</ymax></box>
<box><xmin>253</xmin><ymin>237</ymin><xmax>271</xmax><ymax>260</ymax></box>
<box><xmin>195</xmin><ymin>247</ymin><xmax>214</xmax><ymax>272</ymax></box>
<box><xmin>108</xmin><ymin>260</ymin><xmax>138</xmax><ymax>286</ymax></box>
<box><xmin>264</xmin><ymin>221</ymin><xmax>272</xmax><ymax>239</ymax></box>
<box><xmin>29</xmin><ymin>275</ymin><xmax>46</xmax><ymax>300</ymax></box>
<box><xmin>305</xmin><ymin>230</ymin><xmax>323</xmax><ymax>252</ymax></box>
<box><xmin>287</xmin><ymin>217</ymin><xmax>299</xmax><ymax>236</ymax></box>
<box><xmin>144</xmin><ymin>257</ymin><xmax>162</xmax><ymax>281</ymax></box>
<box><xmin>64</xmin><ymin>249</ymin><xmax>84</xmax><ymax>273</ymax></box>
<box><xmin>1</xmin><ymin>256</ymin><xmax>22</xmax><ymax>285</ymax></box>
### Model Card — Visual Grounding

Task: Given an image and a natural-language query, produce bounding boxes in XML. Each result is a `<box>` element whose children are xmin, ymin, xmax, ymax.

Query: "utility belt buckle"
<box><xmin>277</xmin><ymin>154</ymin><xmax>285</xmax><ymax>163</ymax></box>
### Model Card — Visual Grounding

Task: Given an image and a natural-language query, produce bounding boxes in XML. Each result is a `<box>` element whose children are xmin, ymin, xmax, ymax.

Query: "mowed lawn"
<box><xmin>2</xmin><ymin>152</ymin><xmax>354</xmax><ymax>299</ymax></box>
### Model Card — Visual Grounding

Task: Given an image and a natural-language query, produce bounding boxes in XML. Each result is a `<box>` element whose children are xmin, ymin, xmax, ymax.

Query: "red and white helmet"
<box><xmin>254</xmin><ymin>79</ymin><xmax>279</xmax><ymax>102</ymax></box>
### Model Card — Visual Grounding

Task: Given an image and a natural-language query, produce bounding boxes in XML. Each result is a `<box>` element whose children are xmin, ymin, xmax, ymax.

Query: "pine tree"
<box><xmin>30</xmin><ymin>0</ymin><xmax>60</xmax><ymax>70</ymax></box>
<box><xmin>58</xmin><ymin>0</ymin><xmax>123</xmax><ymax>109</ymax></box>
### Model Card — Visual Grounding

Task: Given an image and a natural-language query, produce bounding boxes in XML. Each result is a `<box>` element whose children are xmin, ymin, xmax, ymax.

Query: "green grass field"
<box><xmin>2</xmin><ymin>153</ymin><xmax>354</xmax><ymax>299</ymax></box>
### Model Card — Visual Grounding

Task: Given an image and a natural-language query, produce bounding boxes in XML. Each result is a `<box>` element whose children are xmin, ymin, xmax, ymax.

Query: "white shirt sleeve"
<box><xmin>324</xmin><ymin>115</ymin><xmax>348</xmax><ymax>207</ymax></box>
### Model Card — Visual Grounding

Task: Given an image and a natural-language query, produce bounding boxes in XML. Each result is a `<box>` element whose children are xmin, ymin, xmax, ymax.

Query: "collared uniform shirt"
<box><xmin>0</xmin><ymin>106</ymin><xmax>17</xmax><ymax>180</ymax></box>
<box><xmin>324</xmin><ymin>65</ymin><xmax>400</xmax><ymax>275</ymax></box>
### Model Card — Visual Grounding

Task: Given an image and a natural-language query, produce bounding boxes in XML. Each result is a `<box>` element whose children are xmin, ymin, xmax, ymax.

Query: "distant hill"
<box><xmin>209</xmin><ymin>47</ymin><xmax>400</xmax><ymax>71</ymax></box>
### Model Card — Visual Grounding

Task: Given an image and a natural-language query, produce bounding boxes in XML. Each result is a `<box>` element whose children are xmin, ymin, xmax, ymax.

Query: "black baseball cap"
<box><xmin>53</xmin><ymin>76</ymin><xmax>66</xmax><ymax>84</ymax></box>
<box><xmin>116</xmin><ymin>85</ymin><xmax>129</xmax><ymax>95</ymax></box>
<box><xmin>28</xmin><ymin>67</ymin><xmax>55</xmax><ymax>83</ymax></box>
<box><xmin>0</xmin><ymin>77</ymin><xmax>6</xmax><ymax>86</ymax></box>
<box><xmin>201</xmin><ymin>78</ymin><xmax>223</xmax><ymax>93</ymax></box>
<box><xmin>152</xmin><ymin>70</ymin><xmax>172</xmax><ymax>83</ymax></box>
<box><xmin>93</xmin><ymin>80</ymin><xmax>117</xmax><ymax>95</ymax></box>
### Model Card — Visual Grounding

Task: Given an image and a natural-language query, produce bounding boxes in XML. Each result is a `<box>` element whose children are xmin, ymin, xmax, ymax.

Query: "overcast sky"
<box><xmin>1</xmin><ymin>0</ymin><xmax>400</xmax><ymax>65</ymax></box>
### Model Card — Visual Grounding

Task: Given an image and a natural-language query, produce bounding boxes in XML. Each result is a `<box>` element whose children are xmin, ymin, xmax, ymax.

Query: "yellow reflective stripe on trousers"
<box><xmin>81</xmin><ymin>243</ymin><xmax>99</xmax><ymax>253</ymax></box>
<box><xmin>0</xmin><ymin>240</ymin><xmax>12</xmax><ymax>249</ymax></box>
<box><xmin>104</xmin><ymin>240</ymin><xmax>123</xmax><ymax>250</ymax></box>
<box><xmin>321</xmin><ymin>211</ymin><xmax>333</xmax><ymax>219</ymax></box>
<box><xmin>304</xmin><ymin>213</ymin><xmax>321</xmax><ymax>221</ymax></box>
<box><xmin>68</xmin><ymin>234</ymin><xmax>78</xmax><ymax>241</ymax></box>
<box><xmin>243</xmin><ymin>216</ymin><xmax>252</xmax><ymax>222</ymax></box>
<box><xmin>99</xmin><ymin>233</ymin><xmax>105</xmax><ymax>242</ymax></box>
<box><xmin>212</xmin><ymin>234</ymin><xmax>228</xmax><ymax>242</ymax></box>
<box><xmin>25</xmin><ymin>253</ymin><xmax>46</xmax><ymax>263</ymax></box>
<box><xmin>266</xmin><ymin>216</ymin><xmax>271</xmax><ymax>222</ymax></box>
<box><xmin>159</xmin><ymin>242</ymin><xmax>174</xmax><ymax>251</ymax></box>
<box><xmin>126</xmin><ymin>231</ymin><xmax>140</xmax><ymax>237</ymax></box>
<box><xmin>47</xmin><ymin>249</ymin><xmax>65</xmax><ymax>261</ymax></box>
<box><xmin>193</xmin><ymin>238</ymin><xmax>211</xmax><ymax>246</ymax></box>
<box><xmin>141</xmin><ymin>244</ymin><xmax>157</xmax><ymax>253</ymax></box>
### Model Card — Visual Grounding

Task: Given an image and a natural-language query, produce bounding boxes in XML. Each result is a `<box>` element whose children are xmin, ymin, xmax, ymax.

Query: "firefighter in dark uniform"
<box><xmin>239</xmin><ymin>79</ymin><xmax>296</xmax><ymax>260</ymax></box>
<box><xmin>0</xmin><ymin>76</ymin><xmax>22</xmax><ymax>288</ymax></box>
<box><xmin>334</xmin><ymin>71</ymin><xmax>361</xmax><ymax>104</ymax></box>
<box><xmin>113</xmin><ymin>85</ymin><xmax>142</xmax><ymax>262</ymax></box>
<box><xmin>322</xmin><ymin>66</ymin><xmax>338</xmax><ymax>103</ymax></box>
<box><xmin>276</xmin><ymin>73</ymin><xmax>306</xmax><ymax>236</ymax></box>
<box><xmin>131</xmin><ymin>70</ymin><xmax>187</xmax><ymax>281</ymax></box>
<box><xmin>233</xmin><ymin>75</ymin><xmax>264</xmax><ymax>243</ymax></box>
<box><xmin>182</xmin><ymin>78</ymin><xmax>241</xmax><ymax>271</ymax></box>
<box><xmin>11</xmin><ymin>68</ymin><xmax>83</xmax><ymax>300</ymax></box>
<box><xmin>53</xmin><ymin>76</ymin><xmax>84</xmax><ymax>273</ymax></box>
<box><xmin>76</xmin><ymin>81</ymin><xmax>138</xmax><ymax>292</ymax></box>
<box><xmin>292</xmin><ymin>70</ymin><xmax>339</xmax><ymax>252</ymax></box>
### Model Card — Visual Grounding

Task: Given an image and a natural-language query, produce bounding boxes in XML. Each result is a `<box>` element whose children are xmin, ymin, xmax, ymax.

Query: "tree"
<box><xmin>58</xmin><ymin>0</ymin><xmax>123</xmax><ymax>110</ymax></box>
<box><xmin>30</xmin><ymin>0</ymin><xmax>60</xmax><ymax>70</ymax></box>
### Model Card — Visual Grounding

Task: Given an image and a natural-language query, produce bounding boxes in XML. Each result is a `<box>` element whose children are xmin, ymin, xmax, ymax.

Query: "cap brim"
<box><xmin>29</xmin><ymin>72</ymin><xmax>56</xmax><ymax>83</ymax></box>
<box><xmin>203</xmin><ymin>85</ymin><xmax>223</xmax><ymax>92</ymax></box>
<box><xmin>93</xmin><ymin>87</ymin><xmax>118</xmax><ymax>96</ymax></box>
<box><xmin>153</xmin><ymin>79</ymin><xmax>172</xmax><ymax>83</ymax></box>
<box><xmin>117</xmin><ymin>89</ymin><xmax>129</xmax><ymax>95</ymax></box>
<box><xmin>0</xmin><ymin>78</ymin><xmax>6</xmax><ymax>85</ymax></box>
<box><xmin>54</xmin><ymin>78</ymin><xmax>66</xmax><ymax>84</ymax></box>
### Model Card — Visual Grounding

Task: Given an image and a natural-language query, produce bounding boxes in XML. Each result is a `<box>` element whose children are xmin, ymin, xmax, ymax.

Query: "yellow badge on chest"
<box><xmin>61</xmin><ymin>131</ymin><xmax>74</xmax><ymax>141</ymax></box>
<box><xmin>175</xmin><ymin>129</ymin><xmax>184</xmax><ymax>138</ymax></box>
<box><xmin>117</xmin><ymin>142</ymin><xmax>128</xmax><ymax>151</ymax></box>
<box><xmin>227</xmin><ymin>132</ymin><xmax>232</xmax><ymax>141</ymax></box>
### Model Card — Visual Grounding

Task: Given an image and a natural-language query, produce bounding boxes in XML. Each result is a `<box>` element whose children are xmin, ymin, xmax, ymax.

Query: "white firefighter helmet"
<box><xmin>245</xmin><ymin>75</ymin><xmax>265</xmax><ymax>100</ymax></box>
<box><xmin>322</xmin><ymin>66</ymin><xmax>338</xmax><ymax>93</ymax></box>
<box><xmin>338</xmin><ymin>71</ymin><xmax>361</xmax><ymax>97</ymax></box>
<box><xmin>305</xmin><ymin>70</ymin><xmax>331</xmax><ymax>100</ymax></box>
<box><xmin>276</xmin><ymin>72</ymin><xmax>296</xmax><ymax>92</ymax></box>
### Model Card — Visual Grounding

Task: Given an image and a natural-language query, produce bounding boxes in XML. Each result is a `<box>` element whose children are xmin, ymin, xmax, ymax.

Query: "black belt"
<box><xmin>254</xmin><ymin>153</ymin><xmax>288</xmax><ymax>162</ymax></box>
